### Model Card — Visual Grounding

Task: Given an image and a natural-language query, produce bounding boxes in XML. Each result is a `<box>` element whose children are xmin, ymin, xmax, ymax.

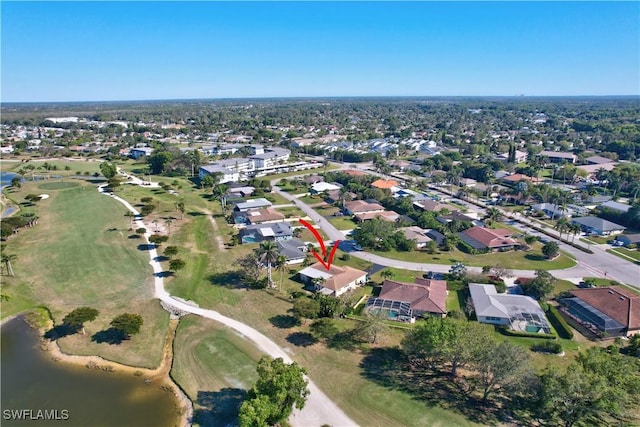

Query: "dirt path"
<box><xmin>200</xmin><ymin>208</ymin><xmax>226</xmax><ymax>252</ymax></box>
<box><xmin>104</xmin><ymin>185</ymin><xmax>358</xmax><ymax>427</ymax></box>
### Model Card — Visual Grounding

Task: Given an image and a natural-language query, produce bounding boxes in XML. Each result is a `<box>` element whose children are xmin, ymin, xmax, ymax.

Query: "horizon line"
<box><xmin>3</xmin><ymin>94</ymin><xmax>640</xmax><ymax>105</ymax></box>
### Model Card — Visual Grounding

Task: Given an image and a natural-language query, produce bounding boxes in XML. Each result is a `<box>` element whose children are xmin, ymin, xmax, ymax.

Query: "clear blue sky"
<box><xmin>2</xmin><ymin>2</ymin><xmax>638</xmax><ymax>102</ymax></box>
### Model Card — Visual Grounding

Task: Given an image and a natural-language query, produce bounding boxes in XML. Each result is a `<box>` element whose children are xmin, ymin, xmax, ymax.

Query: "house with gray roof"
<box><xmin>600</xmin><ymin>200</ymin><xmax>631</xmax><ymax>214</ymax></box>
<box><xmin>571</xmin><ymin>216</ymin><xmax>626</xmax><ymax>236</ymax></box>
<box><xmin>276</xmin><ymin>238</ymin><xmax>307</xmax><ymax>264</ymax></box>
<box><xmin>469</xmin><ymin>283</ymin><xmax>551</xmax><ymax>334</ymax></box>
<box><xmin>233</xmin><ymin>198</ymin><xmax>273</xmax><ymax>212</ymax></box>
<box><xmin>239</xmin><ymin>222</ymin><xmax>293</xmax><ymax>244</ymax></box>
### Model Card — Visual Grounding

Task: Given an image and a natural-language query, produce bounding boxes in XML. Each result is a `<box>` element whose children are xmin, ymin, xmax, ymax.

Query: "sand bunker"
<box><xmin>38</xmin><ymin>194</ymin><xmax>50</xmax><ymax>199</ymax></box>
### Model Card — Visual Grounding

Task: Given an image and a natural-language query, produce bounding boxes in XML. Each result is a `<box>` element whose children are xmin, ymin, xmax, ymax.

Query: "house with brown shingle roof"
<box><xmin>502</xmin><ymin>173</ymin><xmax>541</xmax><ymax>186</ymax></box>
<box><xmin>559</xmin><ymin>287</ymin><xmax>640</xmax><ymax>337</ymax></box>
<box><xmin>458</xmin><ymin>227</ymin><xmax>518</xmax><ymax>252</ymax></box>
<box><xmin>298</xmin><ymin>262</ymin><xmax>368</xmax><ymax>297</ymax></box>
<box><xmin>343</xmin><ymin>200</ymin><xmax>384</xmax><ymax>215</ymax></box>
<box><xmin>413</xmin><ymin>199</ymin><xmax>451</xmax><ymax>213</ymax></box>
<box><xmin>365</xmin><ymin>278</ymin><xmax>447</xmax><ymax>321</ymax></box>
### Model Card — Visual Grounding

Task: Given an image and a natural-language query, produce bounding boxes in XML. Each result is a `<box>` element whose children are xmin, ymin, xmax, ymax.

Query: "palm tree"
<box><xmin>555</xmin><ymin>217</ymin><xmax>569</xmax><ymax>240</ymax></box>
<box><xmin>1</xmin><ymin>254</ymin><xmax>16</xmax><ymax>276</ymax></box>
<box><xmin>380</xmin><ymin>269</ymin><xmax>394</xmax><ymax>281</ymax></box>
<box><xmin>164</xmin><ymin>217</ymin><xmax>174</xmax><ymax>236</ymax></box>
<box><xmin>484</xmin><ymin>207</ymin><xmax>502</xmax><ymax>227</ymax></box>
<box><xmin>568</xmin><ymin>222</ymin><xmax>582</xmax><ymax>243</ymax></box>
<box><xmin>274</xmin><ymin>255</ymin><xmax>289</xmax><ymax>291</ymax></box>
<box><xmin>124</xmin><ymin>211</ymin><xmax>134</xmax><ymax>229</ymax></box>
<box><xmin>256</xmin><ymin>241</ymin><xmax>279</xmax><ymax>287</ymax></box>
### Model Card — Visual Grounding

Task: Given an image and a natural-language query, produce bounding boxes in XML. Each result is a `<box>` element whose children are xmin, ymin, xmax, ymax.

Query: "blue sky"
<box><xmin>2</xmin><ymin>2</ymin><xmax>638</xmax><ymax>102</ymax></box>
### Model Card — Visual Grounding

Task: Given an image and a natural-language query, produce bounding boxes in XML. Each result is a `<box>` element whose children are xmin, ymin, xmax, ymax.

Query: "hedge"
<box><xmin>546</xmin><ymin>305</ymin><xmax>574</xmax><ymax>339</ymax></box>
<box><xmin>497</xmin><ymin>326</ymin><xmax>557</xmax><ymax>340</ymax></box>
<box><xmin>531</xmin><ymin>341</ymin><xmax>563</xmax><ymax>354</ymax></box>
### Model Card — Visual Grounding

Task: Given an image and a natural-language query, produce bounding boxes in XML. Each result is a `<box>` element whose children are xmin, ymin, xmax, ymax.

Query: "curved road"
<box><xmin>100</xmin><ymin>181</ymin><xmax>358</xmax><ymax>427</ymax></box>
<box><xmin>272</xmin><ymin>171</ymin><xmax>639</xmax><ymax>287</ymax></box>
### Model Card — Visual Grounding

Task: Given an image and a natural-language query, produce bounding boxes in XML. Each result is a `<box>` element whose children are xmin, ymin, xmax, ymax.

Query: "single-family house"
<box><xmin>585</xmin><ymin>155</ymin><xmax>616</xmax><ymax>165</ymax></box>
<box><xmin>599</xmin><ymin>200</ymin><xmax>631</xmax><ymax>214</ymax></box>
<box><xmin>239</xmin><ymin>222</ymin><xmax>293</xmax><ymax>244</ymax></box>
<box><xmin>559</xmin><ymin>287</ymin><xmax>640</xmax><ymax>337</ymax></box>
<box><xmin>502</xmin><ymin>173</ymin><xmax>541</xmax><ymax>186</ymax></box>
<box><xmin>276</xmin><ymin>238</ymin><xmax>307</xmax><ymax>265</ymax></box>
<box><xmin>614</xmin><ymin>234</ymin><xmax>640</xmax><ymax>248</ymax></box>
<box><xmin>310</xmin><ymin>182</ymin><xmax>341</xmax><ymax>194</ymax></box>
<box><xmin>399</xmin><ymin>226</ymin><xmax>433</xmax><ymax>249</ymax></box>
<box><xmin>233</xmin><ymin>198</ymin><xmax>273</xmax><ymax>212</ymax></box>
<box><xmin>130</xmin><ymin>147</ymin><xmax>154</xmax><ymax>159</ymax></box>
<box><xmin>458</xmin><ymin>227</ymin><xmax>518</xmax><ymax>252</ymax></box>
<box><xmin>343</xmin><ymin>200</ymin><xmax>385</xmax><ymax>215</ymax></box>
<box><xmin>459</xmin><ymin>178</ymin><xmax>477</xmax><ymax>188</ymax></box>
<box><xmin>571</xmin><ymin>216</ymin><xmax>626</xmax><ymax>236</ymax></box>
<box><xmin>371</xmin><ymin>179</ymin><xmax>398</xmax><ymax>190</ymax></box>
<box><xmin>413</xmin><ymin>199</ymin><xmax>451</xmax><ymax>213</ymax></box>
<box><xmin>227</xmin><ymin>186</ymin><xmax>256</xmax><ymax>198</ymax></box>
<box><xmin>496</xmin><ymin>150</ymin><xmax>528</xmax><ymax>164</ymax></box>
<box><xmin>234</xmin><ymin>208</ymin><xmax>285</xmax><ymax>225</ymax></box>
<box><xmin>531</xmin><ymin>203</ymin><xmax>574</xmax><ymax>219</ymax></box>
<box><xmin>301</xmin><ymin>175</ymin><xmax>324</xmax><ymax>185</ymax></box>
<box><xmin>365</xmin><ymin>278</ymin><xmax>447</xmax><ymax>321</ymax></box>
<box><xmin>469</xmin><ymin>283</ymin><xmax>551</xmax><ymax>334</ymax></box>
<box><xmin>540</xmin><ymin>151</ymin><xmax>577</xmax><ymax>164</ymax></box>
<box><xmin>354</xmin><ymin>210</ymin><xmax>400</xmax><ymax>223</ymax></box>
<box><xmin>437</xmin><ymin>211</ymin><xmax>483</xmax><ymax>227</ymax></box>
<box><xmin>298</xmin><ymin>263</ymin><xmax>368</xmax><ymax>297</ymax></box>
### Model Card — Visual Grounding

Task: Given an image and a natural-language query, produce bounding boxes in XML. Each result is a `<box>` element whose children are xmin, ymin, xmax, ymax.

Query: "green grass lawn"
<box><xmin>2</xmin><ymin>158</ymin><xmax>102</xmax><ymax>176</ymax></box>
<box><xmin>298</xmin><ymin>194</ymin><xmax>323</xmax><ymax>204</ymax></box>
<box><xmin>171</xmin><ymin>315</ymin><xmax>262</xmax><ymax>426</ymax></box>
<box><xmin>315</xmin><ymin>205</ymin><xmax>340</xmax><ymax>216</ymax></box>
<box><xmin>371</xmin><ymin>247</ymin><xmax>576</xmax><ymax>270</ymax></box>
<box><xmin>277</xmin><ymin>206</ymin><xmax>306</xmax><ymax>218</ymax></box>
<box><xmin>607</xmin><ymin>248</ymin><xmax>640</xmax><ymax>263</ymax></box>
<box><xmin>1</xmin><ymin>181</ymin><xmax>168</xmax><ymax>368</ymax></box>
<box><xmin>328</xmin><ymin>216</ymin><xmax>358</xmax><ymax>230</ymax></box>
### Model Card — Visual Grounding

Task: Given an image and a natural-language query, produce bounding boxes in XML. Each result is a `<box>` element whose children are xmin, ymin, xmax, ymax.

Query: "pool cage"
<box><xmin>365</xmin><ymin>297</ymin><xmax>413</xmax><ymax>320</ymax></box>
<box><xmin>508</xmin><ymin>309</ymin><xmax>552</xmax><ymax>334</ymax></box>
<box><xmin>559</xmin><ymin>297</ymin><xmax>626</xmax><ymax>337</ymax></box>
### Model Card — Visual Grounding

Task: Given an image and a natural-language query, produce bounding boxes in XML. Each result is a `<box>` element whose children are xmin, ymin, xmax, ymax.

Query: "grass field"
<box><xmin>1</xmin><ymin>180</ymin><xmax>168</xmax><ymax>367</ymax></box>
<box><xmin>607</xmin><ymin>248</ymin><xmax>640</xmax><ymax>263</ymax></box>
<box><xmin>2</xmin><ymin>158</ymin><xmax>102</xmax><ymax>176</ymax></box>
<box><xmin>328</xmin><ymin>216</ymin><xmax>358</xmax><ymax>230</ymax></box>
<box><xmin>171</xmin><ymin>315</ymin><xmax>262</xmax><ymax>426</ymax></box>
<box><xmin>371</xmin><ymin>247</ymin><xmax>576</xmax><ymax>270</ymax></box>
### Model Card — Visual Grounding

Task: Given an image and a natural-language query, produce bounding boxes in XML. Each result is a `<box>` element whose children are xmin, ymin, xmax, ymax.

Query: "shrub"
<box><xmin>531</xmin><ymin>341</ymin><xmax>563</xmax><ymax>354</ymax></box>
<box><xmin>546</xmin><ymin>305</ymin><xmax>574</xmax><ymax>339</ymax></box>
<box><xmin>497</xmin><ymin>326</ymin><xmax>556</xmax><ymax>339</ymax></box>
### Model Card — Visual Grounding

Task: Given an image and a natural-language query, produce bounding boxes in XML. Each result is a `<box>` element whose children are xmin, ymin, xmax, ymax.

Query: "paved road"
<box><xmin>272</xmin><ymin>171</ymin><xmax>640</xmax><ymax>287</ymax></box>
<box><xmin>101</xmin><ymin>181</ymin><xmax>358</xmax><ymax>427</ymax></box>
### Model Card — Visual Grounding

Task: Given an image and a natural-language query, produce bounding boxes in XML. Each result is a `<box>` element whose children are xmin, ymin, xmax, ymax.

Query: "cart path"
<box><xmin>99</xmin><ymin>184</ymin><xmax>358</xmax><ymax>427</ymax></box>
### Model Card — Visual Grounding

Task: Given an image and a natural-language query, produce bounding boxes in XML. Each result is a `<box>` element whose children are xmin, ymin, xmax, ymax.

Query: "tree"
<box><xmin>99</xmin><ymin>162</ymin><xmax>117</xmax><ymax>179</ymax></box>
<box><xmin>237</xmin><ymin>253</ymin><xmax>262</xmax><ymax>286</ymax></box>
<box><xmin>147</xmin><ymin>151</ymin><xmax>173</xmax><ymax>175</ymax></box>
<box><xmin>148</xmin><ymin>234</ymin><xmax>169</xmax><ymax>246</ymax></box>
<box><xmin>314</xmin><ymin>294</ymin><xmax>342</xmax><ymax>318</ymax></box>
<box><xmin>135</xmin><ymin>227</ymin><xmax>147</xmax><ymax>236</ymax></box>
<box><xmin>175</xmin><ymin>201</ymin><xmax>185</xmax><ymax>219</ymax></box>
<box><xmin>10</xmin><ymin>176</ymin><xmax>22</xmax><ymax>188</ymax></box>
<box><xmin>124</xmin><ymin>211</ymin><xmax>135</xmax><ymax>229</ymax></box>
<box><xmin>200</xmin><ymin>174</ymin><xmax>214</xmax><ymax>190</ymax></box>
<box><xmin>402</xmin><ymin>317</ymin><xmax>494</xmax><ymax>377</ymax></box>
<box><xmin>542</xmin><ymin>241</ymin><xmax>560</xmax><ymax>259</ymax></box>
<box><xmin>522</xmin><ymin>270</ymin><xmax>556</xmax><ymax>301</ymax></box>
<box><xmin>164</xmin><ymin>246</ymin><xmax>179</xmax><ymax>258</ymax></box>
<box><xmin>292</xmin><ymin>298</ymin><xmax>320</xmax><ymax>324</ymax></box>
<box><xmin>63</xmin><ymin>307</ymin><xmax>99</xmax><ymax>335</ymax></box>
<box><xmin>380</xmin><ymin>269</ymin><xmax>394</xmax><ymax>281</ymax></box>
<box><xmin>540</xmin><ymin>348</ymin><xmax>640</xmax><ymax>427</ymax></box>
<box><xmin>309</xmin><ymin>318</ymin><xmax>338</xmax><ymax>341</ymax></box>
<box><xmin>274</xmin><ymin>255</ymin><xmax>288</xmax><ymax>291</ymax></box>
<box><xmin>169</xmin><ymin>259</ymin><xmax>186</xmax><ymax>271</ymax></box>
<box><xmin>256</xmin><ymin>241</ymin><xmax>279</xmax><ymax>287</ymax></box>
<box><xmin>1</xmin><ymin>254</ymin><xmax>16</xmax><ymax>276</ymax></box>
<box><xmin>474</xmin><ymin>341</ymin><xmax>535</xmax><ymax>402</ymax></box>
<box><xmin>110</xmin><ymin>313</ymin><xmax>143</xmax><ymax>339</ymax></box>
<box><xmin>239</xmin><ymin>356</ymin><xmax>309</xmax><ymax>427</ymax></box>
<box><xmin>484</xmin><ymin>207</ymin><xmax>503</xmax><ymax>227</ymax></box>
<box><xmin>354</xmin><ymin>310</ymin><xmax>389</xmax><ymax>344</ymax></box>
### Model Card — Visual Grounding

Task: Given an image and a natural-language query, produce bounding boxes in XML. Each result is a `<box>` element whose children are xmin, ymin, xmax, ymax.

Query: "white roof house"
<box><xmin>311</xmin><ymin>182</ymin><xmax>341</xmax><ymax>193</ymax></box>
<box><xmin>469</xmin><ymin>283</ymin><xmax>551</xmax><ymax>334</ymax></box>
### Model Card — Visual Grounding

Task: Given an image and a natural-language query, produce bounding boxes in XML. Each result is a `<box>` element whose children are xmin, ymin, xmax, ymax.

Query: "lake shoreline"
<box><xmin>2</xmin><ymin>313</ymin><xmax>193</xmax><ymax>427</ymax></box>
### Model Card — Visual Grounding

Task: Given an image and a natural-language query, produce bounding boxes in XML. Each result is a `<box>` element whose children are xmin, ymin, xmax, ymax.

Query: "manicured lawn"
<box><xmin>607</xmin><ymin>248</ymin><xmax>640</xmax><ymax>263</ymax></box>
<box><xmin>371</xmin><ymin>247</ymin><xmax>576</xmax><ymax>270</ymax></box>
<box><xmin>3</xmin><ymin>158</ymin><xmax>102</xmax><ymax>175</ymax></box>
<box><xmin>328</xmin><ymin>216</ymin><xmax>358</xmax><ymax>230</ymax></box>
<box><xmin>277</xmin><ymin>206</ymin><xmax>306</xmax><ymax>218</ymax></box>
<box><xmin>315</xmin><ymin>205</ymin><xmax>340</xmax><ymax>216</ymax></box>
<box><xmin>171</xmin><ymin>315</ymin><xmax>262</xmax><ymax>426</ymax></box>
<box><xmin>264</xmin><ymin>192</ymin><xmax>292</xmax><ymax>206</ymax></box>
<box><xmin>581</xmin><ymin>277</ymin><xmax>640</xmax><ymax>294</ymax></box>
<box><xmin>1</xmin><ymin>181</ymin><xmax>168</xmax><ymax>368</ymax></box>
<box><xmin>298</xmin><ymin>194</ymin><xmax>323</xmax><ymax>204</ymax></box>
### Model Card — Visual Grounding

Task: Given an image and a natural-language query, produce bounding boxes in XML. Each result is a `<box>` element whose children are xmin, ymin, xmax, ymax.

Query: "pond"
<box><xmin>1</xmin><ymin>317</ymin><xmax>181</xmax><ymax>427</ymax></box>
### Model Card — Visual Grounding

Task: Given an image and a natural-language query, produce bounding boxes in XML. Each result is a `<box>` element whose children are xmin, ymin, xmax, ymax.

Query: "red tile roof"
<box><xmin>371</xmin><ymin>179</ymin><xmax>398</xmax><ymax>189</ymax></box>
<box><xmin>569</xmin><ymin>287</ymin><xmax>640</xmax><ymax>331</ymax></box>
